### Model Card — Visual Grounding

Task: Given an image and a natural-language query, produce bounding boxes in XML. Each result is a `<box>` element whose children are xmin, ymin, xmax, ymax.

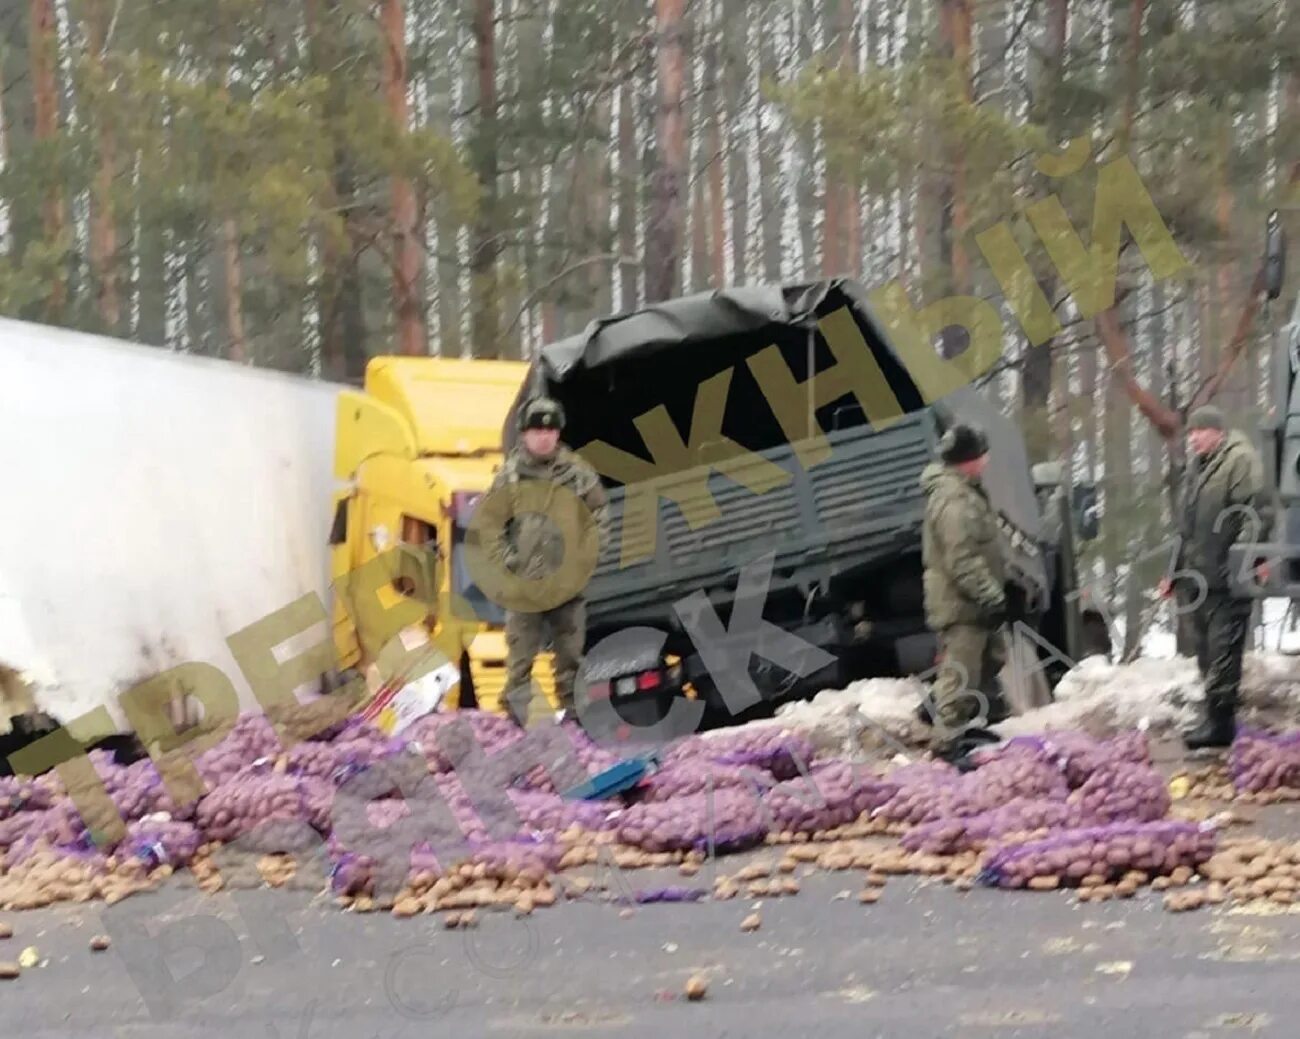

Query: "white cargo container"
<box><xmin>0</xmin><ymin>317</ymin><xmax>345</xmax><ymax>730</ymax></box>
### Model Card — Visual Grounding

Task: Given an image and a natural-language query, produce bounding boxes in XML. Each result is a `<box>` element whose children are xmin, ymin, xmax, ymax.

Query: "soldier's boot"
<box><xmin>980</xmin><ymin>678</ymin><xmax>1012</xmax><ymax>726</ymax></box>
<box><xmin>1183</xmin><ymin>700</ymin><xmax>1236</xmax><ymax>751</ymax></box>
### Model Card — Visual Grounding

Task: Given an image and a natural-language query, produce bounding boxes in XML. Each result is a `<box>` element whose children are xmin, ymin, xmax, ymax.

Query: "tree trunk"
<box><xmin>845</xmin><ymin>5</ymin><xmax>861</xmax><ymax>276</ymax></box>
<box><xmin>938</xmin><ymin>0</ymin><xmax>973</xmax><ymax>306</ymax></box>
<box><xmin>821</xmin><ymin>0</ymin><xmax>855</xmax><ymax>277</ymax></box>
<box><xmin>1119</xmin><ymin>0</ymin><xmax>1145</xmax><ymax>153</ymax></box>
<box><xmin>705</xmin><ymin>37</ymin><xmax>726</xmax><ymax>288</ymax></box>
<box><xmin>722</xmin><ymin>0</ymin><xmax>748</xmax><ymax>283</ymax></box>
<box><xmin>83</xmin><ymin>0</ymin><xmax>119</xmax><ymax>332</ymax></box>
<box><xmin>645</xmin><ymin>0</ymin><xmax>687</xmax><ymax>302</ymax></box>
<box><xmin>381</xmin><ymin>0</ymin><xmax>427</xmax><ymax>355</ymax></box>
<box><xmin>213</xmin><ymin>33</ymin><xmax>247</xmax><ymax>364</ymax></box>
<box><xmin>1020</xmin><ymin>0</ymin><xmax>1069</xmax><ymax>463</ymax></box>
<box><xmin>795</xmin><ymin>0</ymin><xmax>817</xmax><ymax>275</ymax></box>
<box><xmin>222</xmin><ymin>217</ymin><xmax>247</xmax><ymax>362</ymax></box>
<box><xmin>29</xmin><ymin>0</ymin><xmax>64</xmax><ymax>316</ymax></box>
<box><xmin>431</xmin><ymin>10</ymin><xmax>464</xmax><ymax>358</ymax></box>
<box><xmin>617</xmin><ymin>81</ymin><xmax>639</xmax><ymax>309</ymax></box>
<box><xmin>1214</xmin><ymin>118</ymin><xmax>1247</xmax><ymax>417</ymax></box>
<box><xmin>2</xmin><ymin>6</ymin><xmax>35</xmax><ymax>264</ymax></box>
<box><xmin>756</xmin><ymin>10</ymin><xmax>782</xmax><ymax>281</ymax></box>
<box><xmin>469</xmin><ymin>0</ymin><xmax>500</xmax><ymax>356</ymax></box>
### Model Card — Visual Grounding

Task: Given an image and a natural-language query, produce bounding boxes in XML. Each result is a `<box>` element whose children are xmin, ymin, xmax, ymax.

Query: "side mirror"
<box><xmin>1265</xmin><ymin>210</ymin><xmax>1286</xmax><ymax>301</ymax></box>
<box><xmin>1072</xmin><ymin>484</ymin><xmax>1101</xmax><ymax>542</ymax></box>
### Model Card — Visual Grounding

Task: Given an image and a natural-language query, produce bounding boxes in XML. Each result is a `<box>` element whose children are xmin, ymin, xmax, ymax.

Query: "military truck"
<box><xmin>504</xmin><ymin>278</ymin><xmax>1110</xmax><ymax>722</ymax></box>
<box><xmin>1229</xmin><ymin>209</ymin><xmax>1298</xmax><ymax>602</ymax></box>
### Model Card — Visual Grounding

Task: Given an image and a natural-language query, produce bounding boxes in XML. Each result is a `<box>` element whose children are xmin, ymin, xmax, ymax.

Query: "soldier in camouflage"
<box><xmin>488</xmin><ymin>397</ymin><xmax>608</xmax><ymax>727</ymax></box>
<box><xmin>1161</xmin><ymin>405</ymin><xmax>1273</xmax><ymax>750</ymax></box>
<box><xmin>919</xmin><ymin>423</ymin><xmax>1011</xmax><ymax>758</ymax></box>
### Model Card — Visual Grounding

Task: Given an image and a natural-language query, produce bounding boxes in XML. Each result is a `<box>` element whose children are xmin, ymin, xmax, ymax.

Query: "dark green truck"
<box><xmin>503</xmin><ymin>278</ymin><xmax>1110</xmax><ymax>723</ymax></box>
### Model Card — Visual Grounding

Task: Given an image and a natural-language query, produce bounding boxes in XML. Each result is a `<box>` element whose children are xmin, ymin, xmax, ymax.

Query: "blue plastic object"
<box><xmin>562</xmin><ymin>754</ymin><xmax>657</xmax><ymax>801</ymax></box>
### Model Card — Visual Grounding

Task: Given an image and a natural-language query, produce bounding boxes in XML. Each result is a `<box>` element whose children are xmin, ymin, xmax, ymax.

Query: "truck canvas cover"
<box><xmin>505</xmin><ymin>279</ymin><xmax>1046</xmax><ymax>627</ymax></box>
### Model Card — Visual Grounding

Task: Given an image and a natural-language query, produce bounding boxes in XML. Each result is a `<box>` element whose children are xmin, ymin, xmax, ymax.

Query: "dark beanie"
<box><xmin>1187</xmin><ymin>405</ymin><xmax>1225</xmax><ymax>431</ymax></box>
<box><xmin>939</xmin><ymin>423</ymin><xmax>989</xmax><ymax>464</ymax></box>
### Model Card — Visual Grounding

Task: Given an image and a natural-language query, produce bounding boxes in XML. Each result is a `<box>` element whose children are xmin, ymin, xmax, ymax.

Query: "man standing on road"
<box><xmin>919</xmin><ymin>423</ymin><xmax>1012</xmax><ymax>760</ymax></box>
<box><xmin>489</xmin><ymin>397</ymin><xmax>608</xmax><ymax>728</ymax></box>
<box><xmin>1160</xmin><ymin>405</ymin><xmax>1273</xmax><ymax>750</ymax></box>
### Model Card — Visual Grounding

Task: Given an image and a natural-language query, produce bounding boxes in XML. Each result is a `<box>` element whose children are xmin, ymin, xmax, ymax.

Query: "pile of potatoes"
<box><xmin>1230</xmin><ymin>732</ymin><xmax>1300</xmax><ymax>797</ymax></box>
<box><xmin>902</xmin><ymin>798</ymin><xmax>1074</xmax><ymax>855</ymax></box>
<box><xmin>0</xmin><ymin>845</ymin><xmax>165</xmax><ymax>909</ymax></box>
<box><xmin>763</xmin><ymin>762</ymin><xmax>897</xmax><ymax>835</ymax></box>
<box><xmin>1198</xmin><ymin>837</ymin><xmax>1300</xmax><ymax>906</ymax></box>
<box><xmin>980</xmin><ymin>821</ymin><xmax>1216</xmax><ymax>890</ymax></box>
<box><xmin>617</xmin><ymin>788</ymin><xmax>768</xmax><ymax>854</ymax></box>
<box><xmin>666</xmin><ymin>727</ymin><xmax>817</xmax><ymax>781</ymax></box>
<box><xmin>1066</xmin><ymin>762</ymin><xmax>1171</xmax><ymax>824</ymax></box>
<box><xmin>196</xmin><ymin>770</ymin><xmax>334</xmax><ymax>842</ymax></box>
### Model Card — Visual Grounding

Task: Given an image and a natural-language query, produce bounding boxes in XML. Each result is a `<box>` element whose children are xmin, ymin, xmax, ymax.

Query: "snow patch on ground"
<box><xmin>760</xmin><ymin>650</ymin><xmax>1300</xmax><ymax>757</ymax></box>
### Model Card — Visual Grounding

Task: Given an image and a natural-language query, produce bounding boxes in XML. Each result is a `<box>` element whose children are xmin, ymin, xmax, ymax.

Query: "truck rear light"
<box><xmin>635</xmin><ymin>670</ymin><xmax>662</xmax><ymax>691</ymax></box>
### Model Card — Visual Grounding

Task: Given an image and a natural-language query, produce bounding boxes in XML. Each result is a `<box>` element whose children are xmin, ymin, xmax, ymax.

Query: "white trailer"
<box><xmin>0</xmin><ymin>318</ymin><xmax>345</xmax><ymax>732</ymax></box>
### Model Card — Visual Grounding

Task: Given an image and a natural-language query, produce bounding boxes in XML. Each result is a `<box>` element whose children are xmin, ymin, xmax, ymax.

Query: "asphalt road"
<box><xmin>4</xmin><ymin>854</ymin><xmax>1300</xmax><ymax>1039</ymax></box>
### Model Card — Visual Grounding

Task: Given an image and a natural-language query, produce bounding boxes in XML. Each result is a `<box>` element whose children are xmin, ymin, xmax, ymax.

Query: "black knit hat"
<box><xmin>939</xmin><ymin>423</ymin><xmax>989</xmax><ymax>464</ymax></box>
<box><xmin>519</xmin><ymin>397</ymin><xmax>566</xmax><ymax>432</ymax></box>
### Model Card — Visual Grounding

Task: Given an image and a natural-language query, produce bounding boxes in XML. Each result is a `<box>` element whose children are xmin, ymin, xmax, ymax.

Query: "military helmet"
<box><xmin>519</xmin><ymin>396</ymin><xmax>566</xmax><ymax>433</ymax></box>
<box><xmin>938</xmin><ymin>422</ymin><xmax>989</xmax><ymax>464</ymax></box>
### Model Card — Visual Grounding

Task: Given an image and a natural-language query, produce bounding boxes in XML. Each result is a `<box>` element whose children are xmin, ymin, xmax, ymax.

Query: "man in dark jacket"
<box><xmin>1161</xmin><ymin>405</ymin><xmax>1273</xmax><ymax>749</ymax></box>
<box><xmin>919</xmin><ymin>423</ymin><xmax>1010</xmax><ymax>756</ymax></box>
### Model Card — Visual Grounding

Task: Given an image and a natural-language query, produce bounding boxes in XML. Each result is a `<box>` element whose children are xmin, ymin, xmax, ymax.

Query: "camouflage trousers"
<box><xmin>929</xmin><ymin>624</ymin><xmax>1007</xmax><ymax>746</ymax></box>
<box><xmin>1191</xmin><ymin>594</ymin><xmax>1253</xmax><ymax>712</ymax></box>
<box><xmin>504</xmin><ymin>597</ymin><xmax>586</xmax><ymax>723</ymax></box>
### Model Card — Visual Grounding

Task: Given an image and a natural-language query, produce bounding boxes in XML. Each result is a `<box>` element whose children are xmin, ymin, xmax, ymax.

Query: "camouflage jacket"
<box><xmin>486</xmin><ymin>444</ymin><xmax>609</xmax><ymax>591</ymax></box>
<box><xmin>920</xmin><ymin>462</ymin><xmax>1007</xmax><ymax>631</ymax></box>
<box><xmin>1177</xmin><ymin>430</ymin><xmax>1273</xmax><ymax>594</ymax></box>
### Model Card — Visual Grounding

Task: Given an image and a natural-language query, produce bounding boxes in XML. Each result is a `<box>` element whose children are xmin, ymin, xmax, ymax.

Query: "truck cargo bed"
<box><xmin>586</xmin><ymin>412</ymin><xmax>937</xmax><ymax>627</ymax></box>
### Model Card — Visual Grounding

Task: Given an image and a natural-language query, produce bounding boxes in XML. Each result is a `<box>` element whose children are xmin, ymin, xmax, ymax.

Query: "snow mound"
<box><xmin>997</xmin><ymin>656</ymin><xmax>1203</xmax><ymax>738</ymax></box>
<box><xmin>772</xmin><ymin>676</ymin><xmax>929</xmax><ymax>758</ymax></box>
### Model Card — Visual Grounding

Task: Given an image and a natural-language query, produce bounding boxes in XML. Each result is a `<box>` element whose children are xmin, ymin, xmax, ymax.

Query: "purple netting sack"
<box><xmin>506</xmin><ymin>788</ymin><xmax>620</xmax><ymax>833</ymax></box>
<box><xmin>617</xmin><ymin>788</ymin><xmax>768</xmax><ymax>854</ymax></box>
<box><xmin>1230</xmin><ymin>728</ymin><xmax>1300</xmax><ymax>793</ymax></box>
<box><xmin>196</xmin><ymin>712</ymin><xmax>284</xmax><ymax>788</ymax></box>
<box><xmin>0</xmin><ymin>800</ymin><xmax>90</xmax><ymax>851</ymax></box>
<box><xmin>402</xmin><ymin>710</ymin><xmax>529</xmax><ymax>774</ymax></box>
<box><xmin>124</xmin><ymin>817</ymin><xmax>202</xmax><ymax>868</ymax></box>
<box><xmin>667</xmin><ymin>727</ymin><xmax>816</xmax><ymax>780</ymax></box>
<box><xmin>876</xmin><ymin>756</ymin><xmax>1063</xmax><ymax>826</ymax></box>
<box><xmin>0</xmin><ymin>775</ymin><xmax>57</xmax><ymax>819</ymax></box>
<box><xmin>979</xmin><ymin>820</ymin><xmax>1215</xmax><ymax>889</ymax></box>
<box><xmin>639</xmin><ymin>761</ymin><xmax>756</xmax><ymax>802</ymax></box>
<box><xmin>902</xmin><ymin>798</ymin><xmax>1081</xmax><ymax>855</ymax></box>
<box><xmin>631</xmin><ymin>886</ymin><xmax>708</xmax><ymax>904</ymax></box>
<box><xmin>969</xmin><ymin>731</ymin><xmax>1151</xmax><ymax>788</ymax></box>
<box><xmin>285</xmin><ymin>740</ymin><xmax>350</xmax><ymax>781</ymax></box>
<box><xmin>1067</xmin><ymin>761</ymin><xmax>1170</xmax><ymax>823</ymax></box>
<box><xmin>764</xmin><ymin>762</ymin><xmax>898</xmax><ymax>834</ymax></box>
<box><xmin>196</xmin><ymin>766</ymin><xmax>334</xmax><ymax>844</ymax></box>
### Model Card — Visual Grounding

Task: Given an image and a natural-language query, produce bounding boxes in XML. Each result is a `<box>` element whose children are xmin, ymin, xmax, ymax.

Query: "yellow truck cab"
<box><xmin>329</xmin><ymin>356</ymin><xmax>556</xmax><ymax>717</ymax></box>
